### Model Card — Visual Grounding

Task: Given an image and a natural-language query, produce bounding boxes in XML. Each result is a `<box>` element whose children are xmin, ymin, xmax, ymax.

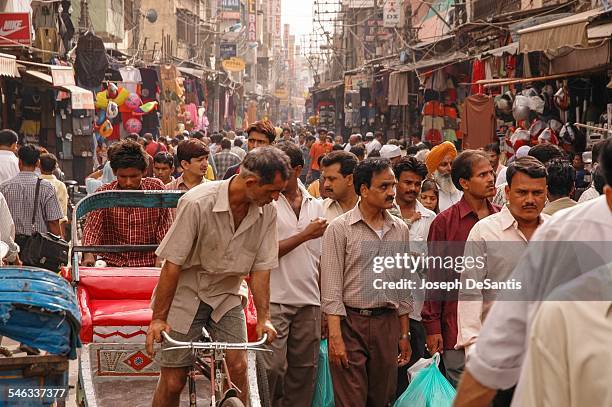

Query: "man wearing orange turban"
<box><xmin>425</xmin><ymin>142</ymin><xmax>462</xmax><ymax>211</ymax></box>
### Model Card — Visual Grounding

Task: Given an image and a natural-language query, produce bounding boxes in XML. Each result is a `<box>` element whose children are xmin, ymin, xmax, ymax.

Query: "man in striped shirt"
<box><xmin>0</xmin><ymin>144</ymin><xmax>63</xmax><ymax>243</ymax></box>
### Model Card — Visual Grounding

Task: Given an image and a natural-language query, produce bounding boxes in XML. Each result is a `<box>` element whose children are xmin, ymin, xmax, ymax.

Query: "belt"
<box><xmin>346</xmin><ymin>307</ymin><xmax>394</xmax><ymax>317</ymax></box>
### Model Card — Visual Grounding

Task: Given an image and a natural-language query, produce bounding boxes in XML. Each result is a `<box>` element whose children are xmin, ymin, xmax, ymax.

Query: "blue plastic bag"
<box><xmin>394</xmin><ymin>353</ymin><xmax>456</xmax><ymax>407</ymax></box>
<box><xmin>312</xmin><ymin>339</ymin><xmax>335</xmax><ymax>407</ymax></box>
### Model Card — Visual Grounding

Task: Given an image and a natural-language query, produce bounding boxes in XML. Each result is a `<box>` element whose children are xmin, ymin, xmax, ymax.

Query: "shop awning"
<box><xmin>0</xmin><ymin>53</ymin><xmax>19</xmax><ymax>77</ymax></box>
<box><xmin>177</xmin><ymin>66</ymin><xmax>213</xmax><ymax>79</ymax></box>
<box><xmin>479</xmin><ymin>43</ymin><xmax>519</xmax><ymax>58</ymax></box>
<box><xmin>23</xmin><ymin>69</ymin><xmax>94</xmax><ymax>109</ymax></box>
<box><xmin>518</xmin><ymin>7</ymin><xmax>612</xmax><ymax>52</ymax></box>
<box><xmin>397</xmin><ymin>51</ymin><xmax>469</xmax><ymax>73</ymax></box>
<box><xmin>59</xmin><ymin>85</ymin><xmax>95</xmax><ymax>110</ymax></box>
<box><xmin>313</xmin><ymin>80</ymin><xmax>343</xmax><ymax>94</ymax></box>
<box><xmin>24</xmin><ymin>69</ymin><xmax>53</xmax><ymax>84</ymax></box>
<box><xmin>587</xmin><ymin>21</ymin><xmax>612</xmax><ymax>39</ymax></box>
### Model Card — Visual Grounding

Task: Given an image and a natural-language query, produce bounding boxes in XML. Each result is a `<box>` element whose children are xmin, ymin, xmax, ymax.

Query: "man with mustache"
<box><xmin>425</xmin><ymin>141</ymin><xmax>463</xmax><ymax>212</ymax></box>
<box><xmin>457</xmin><ymin>156</ymin><xmax>548</xmax><ymax>404</ymax></box>
<box><xmin>321</xmin><ymin>151</ymin><xmax>359</xmax><ymax>221</ymax></box>
<box><xmin>321</xmin><ymin>158</ymin><xmax>412</xmax><ymax>406</ymax></box>
<box><xmin>422</xmin><ymin>150</ymin><xmax>498</xmax><ymax>387</ymax></box>
<box><xmin>390</xmin><ymin>156</ymin><xmax>436</xmax><ymax>397</ymax></box>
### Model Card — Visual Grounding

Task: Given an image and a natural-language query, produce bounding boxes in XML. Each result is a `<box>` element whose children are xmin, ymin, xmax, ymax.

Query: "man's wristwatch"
<box><xmin>400</xmin><ymin>333</ymin><xmax>411</xmax><ymax>340</ymax></box>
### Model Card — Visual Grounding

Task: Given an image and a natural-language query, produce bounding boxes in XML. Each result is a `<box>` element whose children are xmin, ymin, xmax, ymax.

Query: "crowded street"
<box><xmin>0</xmin><ymin>1</ymin><xmax>612</xmax><ymax>407</ymax></box>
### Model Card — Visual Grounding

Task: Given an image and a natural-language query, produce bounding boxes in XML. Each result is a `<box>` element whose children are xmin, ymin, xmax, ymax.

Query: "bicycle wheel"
<box><xmin>220</xmin><ymin>396</ymin><xmax>244</xmax><ymax>407</ymax></box>
<box><xmin>256</xmin><ymin>352</ymin><xmax>271</xmax><ymax>407</ymax></box>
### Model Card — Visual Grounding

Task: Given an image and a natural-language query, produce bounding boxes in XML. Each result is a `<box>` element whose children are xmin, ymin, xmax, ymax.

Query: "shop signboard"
<box><xmin>347</xmin><ymin>0</ymin><xmax>375</xmax><ymax>8</ymax></box>
<box><xmin>222</xmin><ymin>57</ymin><xmax>246</xmax><ymax>72</ymax></box>
<box><xmin>247</xmin><ymin>0</ymin><xmax>257</xmax><ymax>43</ymax></box>
<box><xmin>219</xmin><ymin>0</ymin><xmax>240</xmax><ymax>20</ymax></box>
<box><xmin>220</xmin><ymin>43</ymin><xmax>237</xmax><ymax>59</ymax></box>
<box><xmin>0</xmin><ymin>13</ymin><xmax>31</xmax><ymax>47</ymax></box>
<box><xmin>383</xmin><ymin>0</ymin><xmax>401</xmax><ymax>27</ymax></box>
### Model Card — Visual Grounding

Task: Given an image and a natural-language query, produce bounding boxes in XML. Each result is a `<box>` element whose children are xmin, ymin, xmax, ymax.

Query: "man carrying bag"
<box><xmin>1</xmin><ymin>144</ymin><xmax>66</xmax><ymax>271</ymax></box>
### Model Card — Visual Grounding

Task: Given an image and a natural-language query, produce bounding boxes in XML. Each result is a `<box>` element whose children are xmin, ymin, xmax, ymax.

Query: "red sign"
<box><xmin>0</xmin><ymin>13</ymin><xmax>31</xmax><ymax>47</ymax></box>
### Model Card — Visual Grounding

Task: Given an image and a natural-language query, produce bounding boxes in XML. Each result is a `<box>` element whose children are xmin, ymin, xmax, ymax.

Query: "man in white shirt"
<box><xmin>425</xmin><ymin>141</ymin><xmax>462</xmax><ymax>212</ymax></box>
<box><xmin>484</xmin><ymin>143</ymin><xmax>506</xmax><ymax>188</ymax></box>
<box><xmin>0</xmin><ymin>129</ymin><xmax>19</xmax><ymax>184</ymax></box>
<box><xmin>365</xmin><ymin>132</ymin><xmax>382</xmax><ymax>155</ymax></box>
<box><xmin>513</xmin><ymin>265</ymin><xmax>612</xmax><ymax>407</ymax></box>
<box><xmin>458</xmin><ymin>157</ymin><xmax>549</xmax><ymax>353</ymax></box>
<box><xmin>262</xmin><ymin>142</ymin><xmax>327</xmax><ymax>406</ymax></box>
<box><xmin>454</xmin><ymin>138</ymin><xmax>612</xmax><ymax>407</ymax></box>
<box><xmin>344</xmin><ymin>134</ymin><xmax>362</xmax><ymax>152</ymax></box>
<box><xmin>321</xmin><ymin>151</ymin><xmax>359</xmax><ymax>221</ymax></box>
<box><xmin>0</xmin><ymin>192</ymin><xmax>20</xmax><ymax>265</ymax></box>
<box><xmin>390</xmin><ymin>156</ymin><xmax>436</xmax><ymax>396</ymax></box>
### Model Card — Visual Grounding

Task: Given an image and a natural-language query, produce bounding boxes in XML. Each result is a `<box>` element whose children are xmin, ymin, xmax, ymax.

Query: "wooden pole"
<box><xmin>479</xmin><ymin>68</ymin><xmax>607</xmax><ymax>88</ymax></box>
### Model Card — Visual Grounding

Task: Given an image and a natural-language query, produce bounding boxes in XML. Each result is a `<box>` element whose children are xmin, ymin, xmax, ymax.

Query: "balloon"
<box><xmin>107</xmin><ymin>83</ymin><xmax>119</xmax><ymax>99</ymax></box>
<box><xmin>124</xmin><ymin>117</ymin><xmax>142</xmax><ymax>133</ymax></box>
<box><xmin>99</xmin><ymin>119</ymin><xmax>113</xmax><ymax>138</ymax></box>
<box><xmin>106</xmin><ymin>101</ymin><xmax>119</xmax><ymax>119</ymax></box>
<box><xmin>95</xmin><ymin>91</ymin><xmax>109</xmax><ymax>109</ymax></box>
<box><xmin>95</xmin><ymin>109</ymin><xmax>106</xmax><ymax>126</ymax></box>
<box><xmin>125</xmin><ymin>93</ymin><xmax>142</xmax><ymax>111</ymax></box>
<box><xmin>133</xmin><ymin>101</ymin><xmax>158</xmax><ymax>116</ymax></box>
<box><xmin>114</xmin><ymin>87</ymin><xmax>130</xmax><ymax>106</ymax></box>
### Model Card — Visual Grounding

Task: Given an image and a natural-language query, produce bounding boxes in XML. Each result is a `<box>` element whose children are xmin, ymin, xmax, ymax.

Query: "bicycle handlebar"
<box><xmin>161</xmin><ymin>331</ymin><xmax>270</xmax><ymax>352</ymax></box>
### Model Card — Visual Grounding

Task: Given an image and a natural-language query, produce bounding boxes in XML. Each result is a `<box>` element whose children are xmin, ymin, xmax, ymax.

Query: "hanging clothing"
<box><xmin>75</xmin><ymin>33</ymin><xmax>108</xmax><ymax>88</ymax></box>
<box><xmin>470</xmin><ymin>60</ymin><xmax>486</xmax><ymax>95</ymax></box>
<box><xmin>388</xmin><ymin>72</ymin><xmax>408</xmax><ymax>106</ymax></box>
<box><xmin>34</xmin><ymin>27</ymin><xmax>59</xmax><ymax>63</ymax></box>
<box><xmin>462</xmin><ymin>94</ymin><xmax>496</xmax><ymax>150</ymax></box>
<box><xmin>139</xmin><ymin>68</ymin><xmax>159</xmax><ymax>101</ymax></box>
<box><xmin>119</xmin><ymin>66</ymin><xmax>142</xmax><ymax>94</ymax></box>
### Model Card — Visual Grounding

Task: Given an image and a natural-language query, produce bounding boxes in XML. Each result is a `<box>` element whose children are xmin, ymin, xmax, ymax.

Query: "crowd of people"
<box><xmin>0</xmin><ymin>120</ymin><xmax>611</xmax><ymax>407</ymax></box>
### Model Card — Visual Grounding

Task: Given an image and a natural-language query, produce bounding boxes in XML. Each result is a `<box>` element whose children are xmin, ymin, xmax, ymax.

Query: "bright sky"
<box><xmin>281</xmin><ymin>0</ymin><xmax>314</xmax><ymax>38</ymax></box>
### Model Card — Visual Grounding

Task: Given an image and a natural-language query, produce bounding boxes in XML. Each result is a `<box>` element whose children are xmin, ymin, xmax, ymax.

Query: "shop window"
<box><xmin>177</xmin><ymin>8</ymin><xmax>197</xmax><ymax>45</ymax></box>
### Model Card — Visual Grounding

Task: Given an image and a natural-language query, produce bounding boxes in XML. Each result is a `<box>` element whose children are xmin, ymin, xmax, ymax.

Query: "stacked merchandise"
<box><xmin>319</xmin><ymin>104</ymin><xmax>336</xmax><ymax>131</ymax></box>
<box><xmin>421</xmin><ymin>101</ymin><xmax>460</xmax><ymax>146</ymax></box>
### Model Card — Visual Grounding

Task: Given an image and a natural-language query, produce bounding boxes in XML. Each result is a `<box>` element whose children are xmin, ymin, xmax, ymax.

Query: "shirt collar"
<box><xmin>348</xmin><ymin>203</ymin><xmax>397</xmax><ymax>231</ymax></box>
<box><xmin>39</xmin><ymin>174</ymin><xmax>56</xmax><ymax>181</ymax></box>
<box><xmin>457</xmin><ymin>196</ymin><xmax>498</xmax><ymax>219</ymax></box>
<box><xmin>499</xmin><ymin>204</ymin><xmax>546</xmax><ymax>231</ymax></box>
<box><xmin>213</xmin><ymin>175</ymin><xmax>263</xmax><ymax>215</ymax></box>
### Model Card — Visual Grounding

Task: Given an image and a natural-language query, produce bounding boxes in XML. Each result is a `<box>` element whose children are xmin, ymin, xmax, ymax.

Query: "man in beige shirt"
<box><xmin>321</xmin><ymin>157</ymin><xmax>412</xmax><ymax>406</ymax></box>
<box><xmin>542</xmin><ymin>158</ymin><xmax>577</xmax><ymax>216</ymax></box>
<box><xmin>165</xmin><ymin>139</ymin><xmax>210</xmax><ymax>191</ymax></box>
<box><xmin>458</xmin><ymin>157</ymin><xmax>549</xmax><ymax>351</ymax></box>
<box><xmin>146</xmin><ymin>147</ymin><xmax>291</xmax><ymax>407</ymax></box>
<box><xmin>321</xmin><ymin>151</ymin><xmax>359</xmax><ymax>221</ymax></box>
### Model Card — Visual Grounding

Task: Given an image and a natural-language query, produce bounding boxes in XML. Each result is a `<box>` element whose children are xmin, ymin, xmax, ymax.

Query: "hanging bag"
<box><xmin>312</xmin><ymin>339</ymin><xmax>335</xmax><ymax>407</ymax></box>
<box><xmin>394</xmin><ymin>353</ymin><xmax>456</xmax><ymax>407</ymax></box>
<box><xmin>16</xmin><ymin>179</ymin><xmax>69</xmax><ymax>272</ymax></box>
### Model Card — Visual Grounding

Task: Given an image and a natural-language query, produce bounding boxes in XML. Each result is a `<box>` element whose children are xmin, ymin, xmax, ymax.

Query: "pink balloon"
<box><xmin>124</xmin><ymin>117</ymin><xmax>142</xmax><ymax>133</ymax></box>
<box><xmin>125</xmin><ymin>93</ymin><xmax>142</xmax><ymax>111</ymax></box>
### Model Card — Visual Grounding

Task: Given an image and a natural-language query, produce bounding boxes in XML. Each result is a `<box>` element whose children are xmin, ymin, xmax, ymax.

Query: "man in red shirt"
<box><xmin>144</xmin><ymin>133</ymin><xmax>167</xmax><ymax>157</ymax></box>
<box><xmin>421</xmin><ymin>150</ymin><xmax>498</xmax><ymax>387</ymax></box>
<box><xmin>82</xmin><ymin>139</ymin><xmax>173</xmax><ymax>267</ymax></box>
<box><xmin>308</xmin><ymin>128</ymin><xmax>332</xmax><ymax>183</ymax></box>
